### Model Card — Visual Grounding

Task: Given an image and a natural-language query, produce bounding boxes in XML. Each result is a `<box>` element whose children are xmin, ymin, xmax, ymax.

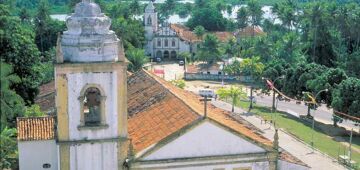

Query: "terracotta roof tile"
<box><xmin>170</xmin><ymin>24</ymin><xmax>201</xmax><ymax>42</ymax></box>
<box><xmin>235</xmin><ymin>26</ymin><xmax>265</xmax><ymax>38</ymax></box>
<box><xmin>128</xmin><ymin>71</ymin><xmax>200</xmax><ymax>153</ymax></box>
<box><xmin>143</xmin><ymin>70</ymin><xmax>273</xmax><ymax>147</ymax></box>
<box><xmin>17</xmin><ymin>116</ymin><xmax>55</xmax><ymax>141</ymax></box>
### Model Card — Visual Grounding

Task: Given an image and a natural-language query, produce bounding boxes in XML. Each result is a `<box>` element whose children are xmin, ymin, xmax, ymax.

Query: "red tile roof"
<box><xmin>170</xmin><ymin>24</ymin><xmax>201</xmax><ymax>43</ymax></box>
<box><xmin>143</xmin><ymin>70</ymin><xmax>273</xmax><ymax>148</ymax></box>
<box><xmin>170</xmin><ymin>24</ymin><xmax>234</xmax><ymax>43</ymax></box>
<box><xmin>17</xmin><ymin>116</ymin><xmax>55</xmax><ymax>141</ymax></box>
<box><xmin>29</xmin><ymin>69</ymin><xmax>307</xmax><ymax>167</ymax></box>
<box><xmin>127</xmin><ymin>71</ymin><xmax>200</xmax><ymax>152</ymax></box>
<box><xmin>235</xmin><ymin>26</ymin><xmax>265</xmax><ymax>38</ymax></box>
<box><xmin>35</xmin><ymin>81</ymin><xmax>56</xmax><ymax>113</ymax></box>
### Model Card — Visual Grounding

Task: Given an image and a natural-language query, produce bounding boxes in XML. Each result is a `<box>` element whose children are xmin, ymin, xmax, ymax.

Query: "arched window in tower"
<box><xmin>78</xmin><ymin>85</ymin><xmax>107</xmax><ymax>129</ymax></box>
<box><xmin>83</xmin><ymin>87</ymin><xmax>101</xmax><ymax>126</ymax></box>
<box><xmin>165</xmin><ymin>39</ymin><xmax>168</xmax><ymax>47</ymax></box>
<box><xmin>147</xmin><ymin>16</ymin><xmax>152</xmax><ymax>25</ymax></box>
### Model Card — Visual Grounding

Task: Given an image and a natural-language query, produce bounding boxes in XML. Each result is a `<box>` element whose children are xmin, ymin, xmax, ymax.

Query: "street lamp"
<box><xmin>303</xmin><ymin>88</ymin><xmax>328</xmax><ymax>153</ymax></box>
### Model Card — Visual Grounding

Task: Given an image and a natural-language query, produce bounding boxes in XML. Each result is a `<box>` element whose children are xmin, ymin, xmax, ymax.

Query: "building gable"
<box><xmin>141</xmin><ymin>121</ymin><xmax>266</xmax><ymax>161</ymax></box>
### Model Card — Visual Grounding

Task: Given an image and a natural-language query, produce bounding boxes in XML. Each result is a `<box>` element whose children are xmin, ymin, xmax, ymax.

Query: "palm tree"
<box><xmin>236</xmin><ymin>7</ymin><xmax>249</xmax><ymax>31</ymax></box>
<box><xmin>247</xmin><ymin>0</ymin><xmax>263</xmax><ymax>37</ymax></box>
<box><xmin>125</xmin><ymin>48</ymin><xmax>149</xmax><ymax>72</ymax></box>
<box><xmin>197</xmin><ymin>34</ymin><xmax>223</xmax><ymax>66</ymax></box>
<box><xmin>217</xmin><ymin>86</ymin><xmax>247</xmax><ymax>112</ymax></box>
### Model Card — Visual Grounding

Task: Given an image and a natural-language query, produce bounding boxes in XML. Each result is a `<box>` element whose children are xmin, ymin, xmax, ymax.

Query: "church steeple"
<box><xmin>58</xmin><ymin>0</ymin><xmax>124</xmax><ymax>63</ymax></box>
<box><xmin>55</xmin><ymin>0</ymin><xmax>128</xmax><ymax>169</ymax></box>
<box><xmin>144</xmin><ymin>0</ymin><xmax>158</xmax><ymax>56</ymax></box>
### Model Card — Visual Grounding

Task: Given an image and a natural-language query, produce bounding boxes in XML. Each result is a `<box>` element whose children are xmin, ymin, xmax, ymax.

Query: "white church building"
<box><xmin>144</xmin><ymin>1</ymin><xmax>200</xmax><ymax>59</ymax></box>
<box><xmin>17</xmin><ymin>1</ymin><xmax>309</xmax><ymax>170</ymax></box>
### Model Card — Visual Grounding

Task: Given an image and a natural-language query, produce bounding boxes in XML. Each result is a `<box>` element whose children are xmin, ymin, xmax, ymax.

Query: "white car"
<box><xmin>199</xmin><ymin>89</ymin><xmax>215</xmax><ymax>98</ymax></box>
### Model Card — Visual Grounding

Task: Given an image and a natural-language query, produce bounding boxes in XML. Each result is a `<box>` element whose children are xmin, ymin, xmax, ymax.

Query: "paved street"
<box><xmin>211</xmin><ymin>100</ymin><xmax>346</xmax><ymax>170</ymax></box>
<box><xmin>184</xmin><ymin>79</ymin><xmax>359</xmax><ymax>131</ymax></box>
<box><xmin>254</xmin><ymin>92</ymin><xmax>359</xmax><ymax>131</ymax></box>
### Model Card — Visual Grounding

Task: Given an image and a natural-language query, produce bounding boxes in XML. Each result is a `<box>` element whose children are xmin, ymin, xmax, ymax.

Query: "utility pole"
<box><xmin>349</xmin><ymin>128</ymin><xmax>353</xmax><ymax>164</ymax></box>
<box><xmin>249</xmin><ymin>86</ymin><xmax>253</xmax><ymax>110</ymax></box>
<box><xmin>200</xmin><ymin>96</ymin><xmax>211</xmax><ymax>118</ymax></box>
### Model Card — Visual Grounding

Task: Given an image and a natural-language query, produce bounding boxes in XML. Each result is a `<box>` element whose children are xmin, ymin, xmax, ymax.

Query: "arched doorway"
<box><xmin>156</xmin><ymin>50</ymin><xmax>162</xmax><ymax>58</ymax></box>
<box><xmin>163</xmin><ymin>51</ymin><xmax>170</xmax><ymax>59</ymax></box>
<box><xmin>170</xmin><ymin>51</ymin><xmax>177</xmax><ymax>59</ymax></box>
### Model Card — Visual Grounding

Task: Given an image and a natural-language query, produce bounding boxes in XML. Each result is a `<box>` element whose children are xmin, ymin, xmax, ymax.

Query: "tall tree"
<box><xmin>0</xmin><ymin>62</ymin><xmax>25</xmax><ymax>130</ymax></box>
<box><xmin>247</xmin><ymin>0</ymin><xmax>263</xmax><ymax>37</ymax></box>
<box><xmin>129</xmin><ymin>0</ymin><xmax>141</xmax><ymax>15</ymax></box>
<box><xmin>0</xmin><ymin>5</ymin><xmax>42</xmax><ymax>104</ymax></box>
<box><xmin>236</xmin><ymin>7</ymin><xmax>249</xmax><ymax>30</ymax></box>
<box><xmin>196</xmin><ymin>34</ymin><xmax>223</xmax><ymax>65</ymax></box>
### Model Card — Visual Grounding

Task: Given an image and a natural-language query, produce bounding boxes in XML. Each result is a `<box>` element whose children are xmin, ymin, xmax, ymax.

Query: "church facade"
<box><xmin>144</xmin><ymin>1</ymin><xmax>198</xmax><ymax>59</ymax></box>
<box><xmin>17</xmin><ymin>1</ymin><xmax>309</xmax><ymax>170</ymax></box>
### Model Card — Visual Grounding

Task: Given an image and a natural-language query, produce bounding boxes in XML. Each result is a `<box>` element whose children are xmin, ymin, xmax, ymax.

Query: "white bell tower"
<box><xmin>55</xmin><ymin>0</ymin><xmax>129</xmax><ymax>169</ymax></box>
<box><xmin>144</xmin><ymin>0</ymin><xmax>158</xmax><ymax>56</ymax></box>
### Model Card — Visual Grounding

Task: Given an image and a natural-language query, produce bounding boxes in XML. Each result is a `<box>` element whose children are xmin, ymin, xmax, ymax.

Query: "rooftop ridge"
<box><xmin>142</xmin><ymin>69</ymin><xmax>273</xmax><ymax>147</ymax></box>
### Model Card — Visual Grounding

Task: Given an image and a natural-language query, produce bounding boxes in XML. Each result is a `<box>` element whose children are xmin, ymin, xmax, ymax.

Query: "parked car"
<box><xmin>179</xmin><ymin>60</ymin><xmax>184</xmax><ymax>66</ymax></box>
<box><xmin>156</xmin><ymin>57</ymin><xmax>161</xmax><ymax>62</ymax></box>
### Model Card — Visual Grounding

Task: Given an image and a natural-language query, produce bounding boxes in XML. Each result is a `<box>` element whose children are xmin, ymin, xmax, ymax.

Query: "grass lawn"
<box><xmin>228</xmin><ymin>99</ymin><xmax>360</xmax><ymax>169</ymax></box>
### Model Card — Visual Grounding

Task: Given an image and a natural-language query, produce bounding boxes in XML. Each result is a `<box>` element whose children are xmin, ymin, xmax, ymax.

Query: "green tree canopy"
<box><xmin>331</xmin><ymin>77</ymin><xmax>360</xmax><ymax>120</ymax></box>
<box><xmin>0</xmin><ymin>5</ymin><xmax>42</xmax><ymax>104</ymax></box>
<box><xmin>196</xmin><ymin>34</ymin><xmax>223</xmax><ymax>65</ymax></box>
<box><xmin>186</xmin><ymin>6</ymin><xmax>228</xmax><ymax>31</ymax></box>
<box><xmin>0</xmin><ymin>62</ymin><xmax>25</xmax><ymax>130</ymax></box>
<box><xmin>217</xmin><ymin>86</ymin><xmax>247</xmax><ymax>112</ymax></box>
<box><xmin>126</xmin><ymin>48</ymin><xmax>148</xmax><ymax>72</ymax></box>
<box><xmin>193</xmin><ymin>25</ymin><xmax>206</xmax><ymax>40</ymax></box>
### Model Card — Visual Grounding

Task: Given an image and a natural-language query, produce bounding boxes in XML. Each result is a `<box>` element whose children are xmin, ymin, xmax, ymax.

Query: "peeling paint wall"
<box><xmin>69</xmin><ymin>143</ymin><xmax>118</xmax><ymax>170</ymax></box>
<box><xmin>66</xmin><ymin>72</ymin><xmax>119</xmax><ymax>170</ymax></box>
<box><xmin>67</xmin><ymin>72</ymin><xmax>118</xmax><ymax>140</ymax></box>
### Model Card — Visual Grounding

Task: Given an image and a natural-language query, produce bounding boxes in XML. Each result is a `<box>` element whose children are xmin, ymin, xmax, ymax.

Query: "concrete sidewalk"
<box><xmin>212</xmin><ymin>100</ymin><xmax>346</xmax><ymax>170</ymax></box>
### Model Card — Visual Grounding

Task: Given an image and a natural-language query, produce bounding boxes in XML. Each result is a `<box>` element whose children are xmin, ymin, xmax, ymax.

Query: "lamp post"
<box><xmin>305</xmin><ymin>88</ymin><xmax>328</xmax><ymax>153</ymax></box>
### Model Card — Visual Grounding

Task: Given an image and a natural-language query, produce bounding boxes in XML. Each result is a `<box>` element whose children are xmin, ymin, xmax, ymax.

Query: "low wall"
<box><xmin>184</xmin><ymin>73</ymin><xmax>254</xmax><ymax>83</ymax></box>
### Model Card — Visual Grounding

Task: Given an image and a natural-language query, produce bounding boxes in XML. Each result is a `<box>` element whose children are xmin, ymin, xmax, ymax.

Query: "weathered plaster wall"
<box><xmin>69</xmin><ymin>142</ymin><xmax>118</xmax><ymax>170</ymax></box>
<box><xmin>143</xmin><ymin>121</ymin><xmax>266</xmax><ymax>160</ymax></box>
<box><xmin>67</xmin><ymin>72</ymin><xmax>118</xmax><ymax>140</ymax></box>
<box><xmin>18</xmin><ymin>140</ymin><xmax>58</xmax><ymax>170</ymax></box>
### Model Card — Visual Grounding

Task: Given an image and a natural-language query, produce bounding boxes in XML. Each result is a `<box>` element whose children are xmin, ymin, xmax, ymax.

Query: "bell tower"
<box><xmin>144</xmin><ymin>0</ymin><xmax>158</xmax><ymax>56</ymax></box>
<box><xmin>55</xmin><ymin>0</ymin><xmax>128</xmax><ymax>169</ymax></box>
